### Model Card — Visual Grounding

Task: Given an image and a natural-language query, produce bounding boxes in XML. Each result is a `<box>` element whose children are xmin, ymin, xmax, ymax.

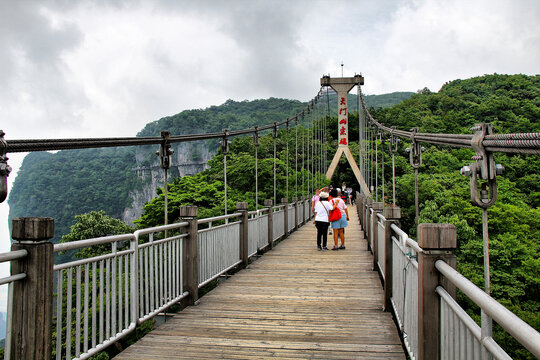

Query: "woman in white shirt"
<box><xmin>313</xmin><ymin>191</ymin><xmax>334</xmax><ymax>251</ymax></box>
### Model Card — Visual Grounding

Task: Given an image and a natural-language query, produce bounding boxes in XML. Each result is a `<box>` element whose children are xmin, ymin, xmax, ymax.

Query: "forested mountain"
<box><xmin>134</xmin><ymin>74</ymin><xmax>539</xmax><ymax>359</ymax></box>
<box><xmin>8</xmin><ymin>94</ymin><xmax>411</xmax><ymax>244</ymax></box>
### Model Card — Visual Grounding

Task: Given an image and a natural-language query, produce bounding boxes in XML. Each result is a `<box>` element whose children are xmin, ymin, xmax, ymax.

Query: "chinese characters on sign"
<box><xmin>338</xmin><ymin>96</ymin><xmax>348</xmax><ymax>145</ymax></box>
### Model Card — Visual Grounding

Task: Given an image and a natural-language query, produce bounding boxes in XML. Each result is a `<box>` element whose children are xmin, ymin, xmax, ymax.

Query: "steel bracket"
<box><xmin>253</xmin><ymin>126</ymin><xmax>259</xmax><ymax>147</ymax></box>
<box><xmin>156</xmin><ymin>131</ymin><xmax>173</xmax><ymax>170</ymax></box>
<box><xmin>466</xmin><ymin>124</ymin><xmax>498</xmax><ymax>208</ymax></box>
<box><xmin>221</xmin><ymin>129</ymin><xmax>230</xmax><ymax>155</ymax></box>
<box><xmin>471</xmin><ymin>123</ymin><xmax>496</xmax><ymax>180</ymax></box>
<box><xmin>389</xmin><ymin>126</ymin><xmax>400</xmax><ymax>154</ymax></box>
<box><xmin>0</xmin><ymin>130</ymin><xmax>12</xmax><ymax>203</ymax></box>
<box><xmin>409</xmin><ymin>127</ymin><xmax>422</xmax><ymax>169</ymax></box>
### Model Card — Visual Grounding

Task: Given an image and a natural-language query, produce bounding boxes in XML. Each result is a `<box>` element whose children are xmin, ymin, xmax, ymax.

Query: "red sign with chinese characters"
<box><xmin>338</xmin><ymin>96</ymin><xmax>348</xmax><ymax>146</ymax></box>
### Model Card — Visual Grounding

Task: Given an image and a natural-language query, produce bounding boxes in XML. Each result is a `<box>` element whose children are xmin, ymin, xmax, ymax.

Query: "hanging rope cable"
<box><xmin>286</xmin><ymin>120</ymin><xmax>289</xmax><ymax>200</ymax></box>
<box><xmin>390</xmin><ymin>128</ymin><xmax>399</xmax><ymax>206</ymax></box>
<box><xmin>253</xmin><ymin>126</ymin><xmax>259</xmax><ymax>210</ymax></box>
<box><xmin>375</xmin><ymin>131</ymin><xmax>379</xmax><ymax>202</ymax></box>
<box><xmin>222</xmin><ymin>130</ymin><xmax>230</xmax><ymax>216</ymax></box>
<box><xmin>306</xmin><ymin>110</ymin><xmax>310</xmax><ymax>197</ymax></box>
<box><xmin>295</xmin><ymin>116</ymin><xmax>298</xmax><ymax>197</ymax></box>
<box><xmin>302</xmin><ymin>112</ymin><xmax>305</xmax><ymax>198</ymax></box>
<box><xmin>273</xmin><ymin>122</ymin><xmax>278</xmax><ymax>205</ymax></box>
<box><xmin>381</xmin><ymin>133</ymin><xmax>385</xmax><ymax>204</ymax></box>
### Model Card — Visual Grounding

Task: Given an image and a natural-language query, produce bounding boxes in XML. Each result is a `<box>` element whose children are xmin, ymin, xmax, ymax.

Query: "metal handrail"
<box><xmin>54</xmin><ymin>234</ymin><xmax>134</xmax><ymax>252</ymax></box>
<box><xmin>435</xmin><ymin>260</ymin><xmax>540</xmax><ymax>358</ymax></box>
<box><xmin>197</xmin><ymin>213</ymin><xmax>241</xmax><ymax>224</ymax></box>
<box><xmin>390</xmin><ymin>224</ymin><xmax>424</xmax><ymax>254</ymax></box>
<box><xmin>436</xmin><ymin>286</ymin><xmax>511</xmax><ymax>360</ymax></box>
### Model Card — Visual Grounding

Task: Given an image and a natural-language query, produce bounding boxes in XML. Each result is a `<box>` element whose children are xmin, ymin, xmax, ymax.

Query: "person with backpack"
<box><xmin>329</xmin><ymin>188</ymin><xmax>349</xmax><ymax>250</ymax></box>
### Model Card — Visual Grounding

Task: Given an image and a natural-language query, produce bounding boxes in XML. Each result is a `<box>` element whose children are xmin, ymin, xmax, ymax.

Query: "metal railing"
<box><xmin>0</xmin><ymin>250</ymin><xmax>28</xmax><ymax>359</ymax></box>
<box><xmin>390</xmin><ymin>224</ymin><xmax>419</xmax><ymax>359</ymax></box>
<box><xmin>198</xmin><ymin>213</ymin><xmax>242</xmax><ymax>287</ymax></box>
<box><xmin>273</xmin><ymin>206</ymin><xmax>285</xmax><ymax>241</ymax></box>
<box><xmin>376</xmin><ymin>213</ymin><xmax>385</xmax><ymax>279</ymax></box>
<box><xmin>5</xmin><ymin>202</ymin><xmax>313</xmax><ymax>360</ymax></box>
<box><xmin>287</xmin><ymin>203</ymin><xmax>295</xmax><ymax>233</ymax></box>
<box><xmin>357</xmin><ymin>194</ymin><xmax>540</xmax><ymax>360</ymax></box>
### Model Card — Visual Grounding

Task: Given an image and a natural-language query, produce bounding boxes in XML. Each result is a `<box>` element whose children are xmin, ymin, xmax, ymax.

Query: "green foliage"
<box><xmin>8</xmin><ymin>148</ymin><xmax>141</xmax><ymax>245</ymax></box>
<box><xmin>61</xmin><ymin>210</ymin><xmax>135</xmax><ymax>258</ymax></box>
<box><xmin>374</xmin><ymin>74</ymin><xmax>540</xmax><ymax>359</ymax></box>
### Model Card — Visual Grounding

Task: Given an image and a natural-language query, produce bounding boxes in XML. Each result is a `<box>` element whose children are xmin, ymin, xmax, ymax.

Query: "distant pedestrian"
<box><xmin>313</xmin><ymin>191</ymin><xmax>333</xmax><ymax>251</ymax></box>
<box><xmin>311</xmin><ymin>188</ymin><xmax>320</xmax><ymax>213</ymax></box>
<box><xmin>329</xmin><ymin>188</ymin><xmax>349</xmax><ymax>250</ymax></box>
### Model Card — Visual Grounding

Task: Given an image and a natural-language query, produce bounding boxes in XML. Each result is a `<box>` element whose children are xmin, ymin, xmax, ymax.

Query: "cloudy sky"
<box><xmin>0</xmin><ymin>0</ymin><xmax>539</xmax><ymax>306</ymax></box>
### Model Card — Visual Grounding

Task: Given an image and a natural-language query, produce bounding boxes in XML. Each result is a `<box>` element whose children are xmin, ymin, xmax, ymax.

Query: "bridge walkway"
<box><xmin>115</xmin><ymin>206</ymin><xmax>405</xmax><ymax>359</ymax></box>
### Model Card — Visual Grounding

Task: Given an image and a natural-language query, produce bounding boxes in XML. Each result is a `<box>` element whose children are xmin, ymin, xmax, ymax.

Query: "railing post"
<box><xmin>264</xmin><ymin>199</ymin><xmax>274</xmax><ymax>249</ymax></box>
<box><xmin>417</xmin><ymin>223</ymin><xmax>457</xmax><ymax>360</ymax></box>
<box><xmin>371</xmin><ymin>202</ymin><xmax>384</xmax><ymax>271</ymax></box>
<box><xmin>180</xmin><ymin>206</ymin><xmax>198</xmax><ymax>305</ymax></box>
<box><xmin>237</xmin><ymin>202</ymin><xmax>249</xmax><ymax>267</ymax></box>
<box><xmin>9</xmin><ymin>217</ymin><xmax>54</xmax><ymax>360</ymax></box>
<box><xmin>292</xmin><ymin>197</ymin><xmax>298</xmax><ymax>231</ymax></box>
<box><xmin>383</xmin><ymin>206</ymin><xmax>401</xmax><ymax>312</ymax></box>
<box><xmin>282</xmin><ymin>197</ymin><xmax>288</xmax><ymax>237</ymax></box>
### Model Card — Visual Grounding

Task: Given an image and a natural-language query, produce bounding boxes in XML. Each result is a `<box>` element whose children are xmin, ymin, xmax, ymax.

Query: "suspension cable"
<box><xmin>295</xmin><ymin>116</ymin><xmax>298</xmax><ymax>197</ymax></box>
<box><xmin>286</xmin><ymin>120</ymin><xmax>289</xmax><ymax>200</ymax></box>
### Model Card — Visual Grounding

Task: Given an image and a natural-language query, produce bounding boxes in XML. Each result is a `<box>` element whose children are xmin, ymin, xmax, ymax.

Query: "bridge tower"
<box><xmin>321</xmin><ymin>74</ymin><xmax>370</xmax><ymax>196</ymax></box>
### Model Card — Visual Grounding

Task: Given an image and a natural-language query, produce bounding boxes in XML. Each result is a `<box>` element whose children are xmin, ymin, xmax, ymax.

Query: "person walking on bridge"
<box><xmin>329</xmin><ymin>188</ymin><xmax>349</xmax><ymax>250</ymax></box>
<box><xmin>313</xmin><ymin>191</ymin><xmax>333</xmax><ymax>251</ymax></box>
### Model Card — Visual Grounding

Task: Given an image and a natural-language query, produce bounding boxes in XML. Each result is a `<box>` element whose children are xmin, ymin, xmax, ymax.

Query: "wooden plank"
<box><xmin>114</xmin><ymin>207</ymin><xmax>405</xmax><ymax>359</ymax></box>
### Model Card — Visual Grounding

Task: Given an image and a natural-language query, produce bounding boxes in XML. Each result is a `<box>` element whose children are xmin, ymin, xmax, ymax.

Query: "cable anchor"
<box><xmin>0</xmin><ymin>130</ymin><xmax>12</xmax><ymax>203</ymax></box>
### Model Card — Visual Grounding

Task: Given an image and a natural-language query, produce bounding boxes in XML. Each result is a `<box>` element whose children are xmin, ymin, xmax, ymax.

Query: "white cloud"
<box><xmin>0</xmin><ymin>0</ymin><xmax>539</xmax><ymax>277</ymax></box>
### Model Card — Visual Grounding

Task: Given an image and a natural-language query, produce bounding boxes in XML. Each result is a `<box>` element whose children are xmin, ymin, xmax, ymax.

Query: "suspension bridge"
<box><xmin>0</xmin><ymin>74</ymin><xmax>539</xmax><ymax>360</ymax></box>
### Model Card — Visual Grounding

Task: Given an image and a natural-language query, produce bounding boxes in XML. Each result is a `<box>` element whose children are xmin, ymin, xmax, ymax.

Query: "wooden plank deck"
<box><xmin>115</xmin><ymin>207</ymin><xmax>405</xmax><ymax>359</ymax></box>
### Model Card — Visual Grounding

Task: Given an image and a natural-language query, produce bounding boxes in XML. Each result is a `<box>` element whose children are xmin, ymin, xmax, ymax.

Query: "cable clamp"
<box><xmin>253</xmin><ymin>126</ymin><xmax>259</xmax><ymax>147</ymax></box>
<box><xmin>460</xmin><ymin>124</ymin><xmax>503</xmax><ymax>208</ymax></box>
<box><xmin>0</xmin><ymin>130</ymin><xmax>12</xmax><ymax>203</ymax></box>
<box><xmin>156</xmin><ymin>131</ymin><xmax>173</xmax><ymax>170</ymax></box>
<box><xmin>221</xmin><ymin>129</ymin><xmax>231</xmax><ymax>155</ymax></box>
<box><xmin>406</xmin><ymin>127</ymin><xmax>423</xmax><ymax>169</ymax></box>
<box><xmin>389</xmin><ymin>126</ymin><xmax>400</xmax><ymax>154</ymax></box>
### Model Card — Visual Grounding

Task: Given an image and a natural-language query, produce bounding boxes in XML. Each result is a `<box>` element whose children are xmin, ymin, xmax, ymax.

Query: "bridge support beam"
<box><xmin>9</xmin><ymin>217</ymin><xmax>54</xmax><ymax>360</ymax></box>
<box><xmin>180</xmin><ymin>206</ymin><xmax>199</xmax><ymax>305</ymax></box>
<box><xmin>237</xmin><ymin>202</ymin><xmax>249</xmax><ymax>268</ymax></box>
<box><xmin>264</xmin><ymin>199</ymin><xmax>274</xmax><ymax>249</ymax></box>
<box><xmin>383</xmin><ymin>206</ymin><xmax>401</xmax><ymax>312</ymax></box>
<box><xmin>417</xmin><ymin>223</ymin><xmax>457</xmax><ymax>360</ymax></box>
